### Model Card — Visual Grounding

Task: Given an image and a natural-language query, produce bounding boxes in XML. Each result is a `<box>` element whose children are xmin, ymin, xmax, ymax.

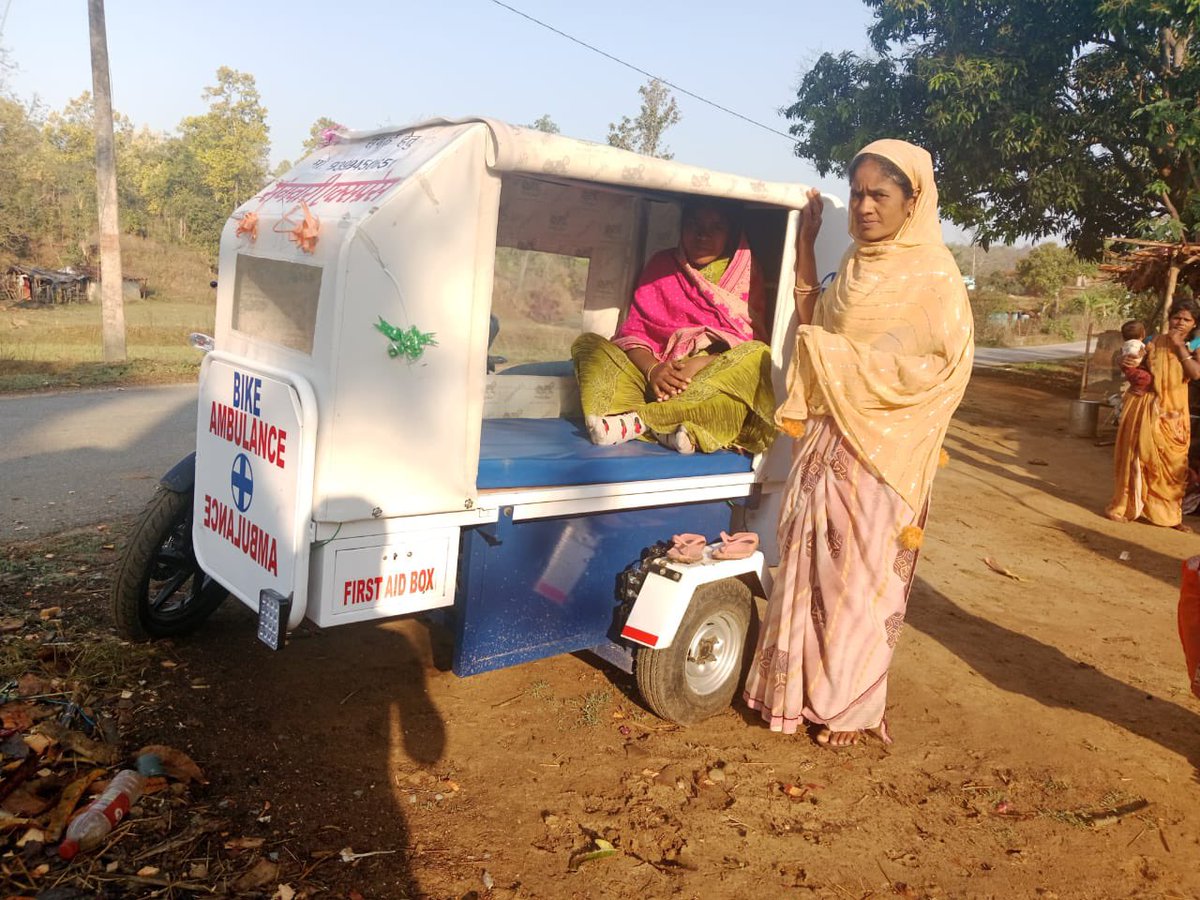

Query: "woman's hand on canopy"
<box><xmin>798</xmin><ymin>188</ymin><xmax>824</xmax><ymax>246</ymax></box>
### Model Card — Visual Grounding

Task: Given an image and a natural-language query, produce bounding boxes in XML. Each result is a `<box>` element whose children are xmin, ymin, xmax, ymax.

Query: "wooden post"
<box><xmin>1163</xmin><ymin>251</ymin><xmax>1182</xmax><ymax>329</ymax></box>
<box><xmin>1080</xmin><ymin>316</ymin><xmax>1093</xmax><ymax>399</ymax></box>
<box><xmin>88</xmin><ymin>0</ymin><xmax>127</xmax><ymax>362</ymax></box>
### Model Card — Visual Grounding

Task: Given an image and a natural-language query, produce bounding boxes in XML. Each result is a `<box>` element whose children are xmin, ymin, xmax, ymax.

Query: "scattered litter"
<box><xmin>339</xmin><ymin>846</ymin><xmax>398</xmax><ymax>862</ymax></box>
<box><xmin>569</xmin><ymin>838</ymin><xmax>619</xmax><ymax>871</ymax></box>
<box><xmin>983</xmin><ymin>557</ymin><xmax>1024</xmax><ymax>581</ymax></box>
<box><xmin>136</xmin><ymin>744</ymin><xmax>206</xmax><ymax>784</ymax></box>
<box><xmin>781</xmin><ymin>782</ymin><xmax>823</xmax><ymax>800</ymax></box>
<box><xmin>225</xmin><ymin>836</ymin><xmax>267</xmax><ymax>851</ymax></box>
<box><xmin>1119</xmin><ymin>551</ymin><xmax>1131</xmax><ymax>561</ymax></box>
<box><xmin>31</xmin><ymin>721</ymin><xmax>117</xmax><ymax>764</ymax></box>
<box><xmin>233</xmin><ymin>858</ymin><xmax>280</xmax><ymax>891</ymax></box>
<box><xmin>1080</xmin><ymin>798</ymin><xmax>1150</xmax><ymax>828</ymax></box>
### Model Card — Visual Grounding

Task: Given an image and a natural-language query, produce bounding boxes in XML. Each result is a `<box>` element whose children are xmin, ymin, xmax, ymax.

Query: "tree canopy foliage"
<box><xmin>0</xmin><ymin>66</ymin><xmax>270</xmax><ymax>265</ymax></box>
<box><xmin>785</xmin><ymin>0</ymin><xmax>1199</xmax><ymax>257</ymax></box>
<box><xmin>1015</xmin><ymin>242</ymin><xmax>1087</xmax><ymax>299</ymax></box>
<box><xmin>607</xmin><ymin>79</ymin><xmax>681</xmax><ymax>159</ymax></box>
<box><xmin>528</xmin><ymin>114</ymin><xmax>560</xmax><ymax>134</ymax></box>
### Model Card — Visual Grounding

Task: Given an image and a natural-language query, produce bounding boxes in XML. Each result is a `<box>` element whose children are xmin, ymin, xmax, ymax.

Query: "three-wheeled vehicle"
<box><xmin>111</xmin><ymin>117</ymin><xmax>847</xmax><ymax>724</ymax></box>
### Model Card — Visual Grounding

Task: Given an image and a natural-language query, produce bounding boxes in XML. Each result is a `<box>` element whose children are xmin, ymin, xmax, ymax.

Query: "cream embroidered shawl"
<box><xmin>777</xmin><ymin>139</ymin><xmax>974</xmax><ymax>512</ymax></box>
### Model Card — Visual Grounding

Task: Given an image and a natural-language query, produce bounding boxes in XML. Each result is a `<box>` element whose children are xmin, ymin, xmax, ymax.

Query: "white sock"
<box><xmin>585</xmin><ymin>412</ymin><xmax>646</xmax><ymax>446</ymax></box>
<box><xmin>656</xmin><ymin>426</ymin><xmax>695</xmax><ymax>455</ymax></box>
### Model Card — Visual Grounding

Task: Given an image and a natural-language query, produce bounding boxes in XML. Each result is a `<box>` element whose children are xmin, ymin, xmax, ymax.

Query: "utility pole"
<box><xmin>88</xmin><ymin>0</ymin><xmax>126</xmax><ymax>361</ymax></box>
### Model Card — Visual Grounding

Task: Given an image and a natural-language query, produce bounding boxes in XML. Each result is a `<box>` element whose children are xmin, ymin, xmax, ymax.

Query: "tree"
<box><xmin>175</xmin><ymin>67</ymin><xmax>269</xmax><ymax>249</ymax></box>
<box><xmin>784</xmin><ymin>1</ymin><xmax>1199</xmax><ymax>258</ymax></box>
<box><xmin>1015</xmin><ymin>243</ymin><xmax>1085</xmax><ymax>311</ymax></box>
<box><xmin>607</xmin><ymin>79</ymin><xmax>681</xmax><ymax>159</ymax></box>
<box><xmin>0</xmin><ymin>94</ymin><xmax>49</xmax><ymax>259</ymax></box>
<box><xmin>301</xmin><ymin>116</ymin><xmax>344</xmax><ymax>154</ymax></box>
<box><xmin>528</xmin><ymin>114</ymin><xmax>560</xmax><ymax>134</ymax></box>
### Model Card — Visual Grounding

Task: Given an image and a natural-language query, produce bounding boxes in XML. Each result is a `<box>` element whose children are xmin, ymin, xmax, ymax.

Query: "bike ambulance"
<box><xmin>112</xmin><ymin>117</ymin><xmax>847</xmax><ymax>724</ymax></box>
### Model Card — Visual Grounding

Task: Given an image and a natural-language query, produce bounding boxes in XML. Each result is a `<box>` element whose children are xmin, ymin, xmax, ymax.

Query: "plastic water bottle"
<box><xmin>58</xmin><ymin>770</ymin><xmax>145</xmax><ymax>860</ymax></box>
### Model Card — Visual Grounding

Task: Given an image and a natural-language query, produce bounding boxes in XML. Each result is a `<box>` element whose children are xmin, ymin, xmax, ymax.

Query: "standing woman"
<box><xmin>743</xmin><ymin>140</ymin><xmax>974</xmax><ymax>747</ymax></box>
<box><xmin>1106</xmin><ymin>299</ymin><xmax>1200</xmax><ymax>530</ymax></box>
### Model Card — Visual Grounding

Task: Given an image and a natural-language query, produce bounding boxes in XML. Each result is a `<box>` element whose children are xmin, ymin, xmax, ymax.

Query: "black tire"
<box><xmin>111</xmin><ymin>485</ymin><xmax>227</xmax><ymax>640</ymax></box>
<box><xmin>635</xmin><ymin>579</ymin><xmax>752</xmax><ymax>726</ymax></box>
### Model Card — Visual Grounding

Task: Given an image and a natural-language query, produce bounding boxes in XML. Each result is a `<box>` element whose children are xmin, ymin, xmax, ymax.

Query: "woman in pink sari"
<box><xmin>743</xmin><ymin>141</ymin><xmax>974</xmax><ymax>747</ymax></box>
<box><xmin>571</xmin><ymin>201</ymin><xmax>776</xmax><ymax>455</ymax></box>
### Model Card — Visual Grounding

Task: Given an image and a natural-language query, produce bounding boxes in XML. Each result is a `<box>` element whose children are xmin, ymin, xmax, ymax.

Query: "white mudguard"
<box><xmin>621</xmin><ymin>549</ymin><xmax>768</xmax><ymax>650</ymax></box>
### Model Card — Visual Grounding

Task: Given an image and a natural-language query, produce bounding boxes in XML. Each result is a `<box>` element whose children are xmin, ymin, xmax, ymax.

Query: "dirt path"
<box><xmin>6</xmin><ymin>371</ymin><xmax>1200</xmax><ymax>898</ymax></box>
<box><xmin>110</xmin><ymin>371</ymin><xmax>1196</xmax><ymax>899</ymax></box>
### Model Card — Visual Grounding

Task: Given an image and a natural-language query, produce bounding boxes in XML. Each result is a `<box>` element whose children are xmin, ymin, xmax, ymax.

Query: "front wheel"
<box><xmin>111</xmin><ymin>485</ymin><xmax>227</xmax><ymax>640</ymax></box>
<box><xmin>634</xmin><ymin>579</ymin><xmax>752</xmax><ymax>725</ymax></box>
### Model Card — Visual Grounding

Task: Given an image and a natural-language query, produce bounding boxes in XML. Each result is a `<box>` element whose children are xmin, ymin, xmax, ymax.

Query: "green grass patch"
<box><xmin>0</xmin><ymin>298</ymin><xmax>209</xmax><ymax>392</ymax></box>
<box><xmin>0</xmin><ymin>357</ymin><xmax>201</xmax><ymax>393</ymax></box>
<box><xmin>0</xmin><ymin>233</ymin><xmax>214</xmax><ymax>392</ymax></box>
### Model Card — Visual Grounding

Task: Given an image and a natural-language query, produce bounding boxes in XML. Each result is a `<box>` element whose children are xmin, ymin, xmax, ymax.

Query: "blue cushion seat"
<box><xmin>477</xmin><ymin>417</ymin><xmax>753</xmax><ymax>489</ymax></box>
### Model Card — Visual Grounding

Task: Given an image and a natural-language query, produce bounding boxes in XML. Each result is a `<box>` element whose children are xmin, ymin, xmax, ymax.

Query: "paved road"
<box><xmin>0</xmin><ymin>384</ymin><xmax>198</xmax><ymax>541</ymax></box>
<box><xmin>973</xmin><ymin>340</ymin><xmax>1090</xmax><ymax>368</ymax></box>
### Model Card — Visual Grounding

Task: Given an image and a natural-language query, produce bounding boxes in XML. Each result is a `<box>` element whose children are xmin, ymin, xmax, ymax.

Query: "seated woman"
<box><xmin>571</xmin><ymin>201</ymin><xmax>776</xmax><ymax>455</ymax></box>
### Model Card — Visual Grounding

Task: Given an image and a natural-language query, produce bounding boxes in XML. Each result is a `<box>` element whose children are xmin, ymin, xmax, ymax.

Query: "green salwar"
<box><xmin>571</xmin><ymin>333</ymin><xmax>777</xmax><ymax>454</ymax></box>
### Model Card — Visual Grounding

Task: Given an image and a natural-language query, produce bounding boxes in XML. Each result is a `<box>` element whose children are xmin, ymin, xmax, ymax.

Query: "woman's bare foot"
<box><xmin>1174</xmin><ymin>523</ymin><xmax>1194</xmax><ymax>533</ymax></box>
<box><xmin>1106</xmin><ymin>512</ymin><xmax>1128</xmax><ymax>523</ymax></box>
<box><xmin>815</xmin><ymin>728</ymin><xmax>861</xmax><ymax>748</ymax></box>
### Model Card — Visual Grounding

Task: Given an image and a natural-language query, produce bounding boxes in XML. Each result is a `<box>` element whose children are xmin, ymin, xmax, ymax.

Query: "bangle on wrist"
<box><xmin>793</xmin><ymin>284</ymin><xmax>820</xmax><ymax>297</ymax></box>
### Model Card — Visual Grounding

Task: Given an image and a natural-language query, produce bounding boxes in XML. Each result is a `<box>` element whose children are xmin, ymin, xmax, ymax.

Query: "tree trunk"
<box><xmin>88</xmin><ymin>0</ymin><xmax>127</xmax><ymax>362</ymax></box>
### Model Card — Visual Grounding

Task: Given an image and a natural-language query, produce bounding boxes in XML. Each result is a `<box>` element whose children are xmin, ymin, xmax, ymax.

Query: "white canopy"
<box><xmin>342</xmin><ymin>116</ymin><xmax>818</xmax><ymax>209</ymax></box>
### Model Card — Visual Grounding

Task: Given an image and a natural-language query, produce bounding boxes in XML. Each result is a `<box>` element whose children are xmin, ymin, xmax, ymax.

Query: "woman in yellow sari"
<box><xmin>742</xmin><ymin>140</ymin><xmax>974</xmax><ymax>748</ymax></box>
<box><xmin>1106</xmin><ymin>299</ymin><xmax>1200</xmax><ymax>530</ymax></box>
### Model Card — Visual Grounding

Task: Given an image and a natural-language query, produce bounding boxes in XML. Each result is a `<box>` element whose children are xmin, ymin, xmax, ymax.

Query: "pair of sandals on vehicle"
<box><xmin>666</xmin><ymin>531</ymin><xmax>759</xmax><ymax>563</ymax></box>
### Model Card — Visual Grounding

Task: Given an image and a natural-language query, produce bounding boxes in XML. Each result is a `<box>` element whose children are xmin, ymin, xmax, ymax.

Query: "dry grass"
<box><xmin>0</xmin><ymin>235</ymin><xmax>214</xmax><ymax>392</ymax></box>
<box><xmin>120</xmin><ymin>235</ymin><xmax>216</xmax><ymax>306</ymax></box>
<box><xmin>0</xmin><ymin>526</ymin><xmax>158</xmax><ymax>690</ymax></box>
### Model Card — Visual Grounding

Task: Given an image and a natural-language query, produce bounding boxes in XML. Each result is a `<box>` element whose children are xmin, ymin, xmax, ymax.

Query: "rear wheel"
<box><xmin>111</xmin><ymin>485</ymin><xmax>227</xmax><ymax>640</ymax></box>
<box><xmin>635</xmin><ymin>579</ymin><xmax>752</xmax><ymax>725</ymax></box>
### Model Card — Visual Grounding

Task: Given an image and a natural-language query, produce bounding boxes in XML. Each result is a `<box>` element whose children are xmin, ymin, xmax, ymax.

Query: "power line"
<box><xmin>0</xmin><ymin>0</ymin><xmax>14</xmax><ymax>42</ymax></box>
<box><xmin>488</xmin><ymin>0</ymin><xmax>798</xmax><ymax>144</ymax></box>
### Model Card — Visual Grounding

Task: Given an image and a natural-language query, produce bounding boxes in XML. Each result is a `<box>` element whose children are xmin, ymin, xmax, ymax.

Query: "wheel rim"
<box><xmin>685</xmin><ymin>610</ymin><xmax>742</xmax><ymax>696</ymax></box>
<box><xmin>146</xmin><ymin>513</ymin><xmax>218</xmax><ymax>625</ymax></box>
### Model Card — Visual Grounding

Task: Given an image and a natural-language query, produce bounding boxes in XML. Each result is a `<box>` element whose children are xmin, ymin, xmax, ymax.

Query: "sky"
<box><xmin>2</xmin><ymin>1</ymin><xmax>880</xmax><ymax>185</ymax></box>
<box><xmin>4</xmin><ymin>1</ymin><xmax>974</xmax><ymax>239</ymax></box>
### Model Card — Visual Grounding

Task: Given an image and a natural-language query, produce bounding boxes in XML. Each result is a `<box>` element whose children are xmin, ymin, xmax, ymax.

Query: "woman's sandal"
<box><xmin>666</xmin><ymin>533</ymin><xmax>708</xmax><ymax>563</ymax></box>
<box><xmin>712</xmin><ymin>530</ymin><xmax>759</xmax><ymax>560</ymax></box>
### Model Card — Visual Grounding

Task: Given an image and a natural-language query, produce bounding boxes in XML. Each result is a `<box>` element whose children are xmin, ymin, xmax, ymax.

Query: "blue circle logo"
<box><xmin>230</xmin><ymin>453</ymin><xmax>254</xmax><ymax>513</ymax></box>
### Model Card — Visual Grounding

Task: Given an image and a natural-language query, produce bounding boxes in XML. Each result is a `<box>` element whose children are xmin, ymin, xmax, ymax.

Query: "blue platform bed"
<box><xmin>477</xmin><ymin>417</ymin><xmax>754</xmax><ymax>489</ymax></box>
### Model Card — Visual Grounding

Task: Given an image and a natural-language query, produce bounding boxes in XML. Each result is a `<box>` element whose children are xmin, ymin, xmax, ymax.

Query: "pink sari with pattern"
<box><xmin>612</xmin><ymin>237</ymin><xmax>761</xmax><ymax>362</ymax></box>
<box><xmin>742</xmin><ymin>417</ymin><xmax>924</xmax><ymax>739</ymax></box>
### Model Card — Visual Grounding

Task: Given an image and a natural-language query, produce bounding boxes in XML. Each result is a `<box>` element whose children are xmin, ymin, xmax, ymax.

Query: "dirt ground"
<box><xmin>5</xmin><ymin>369</ymin><xmax>1200</xmax><ymax>899</ymax></box>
